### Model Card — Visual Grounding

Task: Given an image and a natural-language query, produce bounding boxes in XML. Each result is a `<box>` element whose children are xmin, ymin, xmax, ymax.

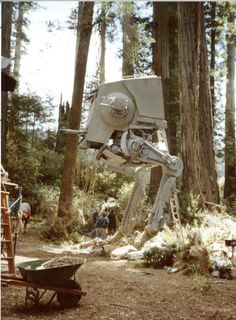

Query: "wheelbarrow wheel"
<box><xmin>57</xmin><ymin>279</ymin><xmax>82</xmax><ymax>308</ymax></box>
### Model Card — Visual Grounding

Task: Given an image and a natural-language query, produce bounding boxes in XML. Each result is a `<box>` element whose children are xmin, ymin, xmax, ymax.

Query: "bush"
<box><xmin>191</xmin><ymin>273</ymin><xmax>211</xmax><ymax>293</ymax></box>
<box><xmin>6</xmin><ymin>137</ymin><xmax>42</xmax><ymax>210</ymax></box>
<box><xmin>143</xmin><ymin>243</ymin><xmax>180</xmax><ymax>268</ymax></box>
<box><xmin>117</xmin><ymin>182</ymin><xmax>134</xmax><ymax>209</ymax></box>
<box><xmin>68</xmin><ymin>232</ymin><xmax>82</xmax><ymax>244</ymax></box>
<box><xmin>39</xmin><ymin>150</ymin><xmax>63</xmax><ymax>185</ymax></box>
<box><xmin>36</xmin><ymin>186</ymin><xmax>59</xmax><ymax>219</ymax></box>
<box><xmin>178</xmin><ymin>193</ymin><xmax>204</xmax><ymax>225</ymax></box>
<box><xmin>223</xmin><ymin>195</ymin><xmax>236</xmax><ymax>217</ymax></box>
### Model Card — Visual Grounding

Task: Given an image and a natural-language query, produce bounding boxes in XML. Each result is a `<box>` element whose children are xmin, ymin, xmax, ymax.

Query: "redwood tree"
<box><xmin>224</xmin><ymin>7</ymin><xmax>236</xmax><ymax>199</ymax></box>
<box><xmin>149</xmin><ymin>2</ymin><xmax>179</xmax><ymax>203</ymax></box>
<box><xmin>178</xmin><ymin>2</ymin><xmax>219</xmax><ymax>208</ymax></box>
<box><xmin>98</xmin><ymin>3</ymin><xmax>106</xmax><ymax>83</ymax></box>
<box><xmin>148</xmin><ymin>2</ymin><xmax>169</xmax><ymax>202</ymax></box>
<box><xmin>1</xmin><ymin>2</ymin><xmax>13</xmax><ymax>167</ymax></box>
<box><xmin>122</xmin><ymin>2</ymin><xmax>135</xmax><ymax>76</ymax></box>
<box><xmin>58</xmin><ymin>2</ymin><xmax>94</xmax><ymax>218</ymax></box>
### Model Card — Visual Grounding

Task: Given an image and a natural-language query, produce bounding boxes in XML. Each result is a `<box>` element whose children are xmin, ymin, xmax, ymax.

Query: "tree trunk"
<box><xmin>199</xmin><ymin>5</ymin><xmax>220</xmax><ymax>205</ymax></box>
<box><xmin>178</xmin><ymin>2</ymin><xmax>219</xmax><ymax>208</ymax></box>
<box><xmin>210</xmin><ymin>2</ymin><xmax>216</xmax><ymax>122</ymax></box>
<box><xmin>58</xmin><ymin>2</ymin><xmax>94</xmax><ymax>218</ymax></box>
<box><xmin>122</xmin><ymin>3</ymin><xmax>135</xmax><ymax>77</ymax></box>
<box><xmin>224</xmin><ymin>8</ymin><xmax>236</xmax><ymax>198</ymax></box>
<box><xmin>1</xmin><ymin>2</ymin><xmax>13</xmax><ymax>167</ymax></box>
<box><xmin>99</xmin><ymin>5</ymin><xmax>106</xmax><ymax>83</ymax></box>
<box><xmin>149</xmin><ymin>3</ymin><xmax>179</xmax><ymax>203</ymax></box>
<box><xmin>13</xmin><ymin>2</ymin><xmax>25</xmax><ymax>84</ymax></box>
<box><xmin>149</xmin><ymin>2</ymin><xmax>169</xmax><ymax>203</ymax></box>
<box><xmin>74</xmin><ymin>2</ymin><xmax>84</xmax><ymax>59</ymax></box>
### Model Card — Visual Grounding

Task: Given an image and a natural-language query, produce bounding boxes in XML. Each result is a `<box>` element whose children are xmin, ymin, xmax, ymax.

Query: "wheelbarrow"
<box><xmin>1</xmin><ymin>257</ymin><xmax>87</xmax><ymax>308</ymax></box>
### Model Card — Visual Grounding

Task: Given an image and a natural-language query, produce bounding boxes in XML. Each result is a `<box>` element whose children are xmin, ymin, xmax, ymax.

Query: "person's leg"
<box><xmin>88</xmin><ymin>228</ymin><xmax>96</xmax><ymax>238</ymax></box>
<box><xmin>101</xmin><ymin>228</ymin><xmax>106</xmax><ymax>240</ymax></box>
<box><xmin>97</xmin><ymin>228</ymin><xmax>104</xmax><ymax>239</ymax></box>
<box><xmin>24</xmin><ymin>217</ymin><xmax>30</xmax><ymax>232</ymax></box>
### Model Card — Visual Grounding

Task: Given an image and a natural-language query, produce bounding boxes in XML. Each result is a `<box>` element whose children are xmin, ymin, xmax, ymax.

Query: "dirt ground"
<box><xmin>1</xmin><ymin>225</ymin><xmax>236</xmax><ymax>320</ymax></box>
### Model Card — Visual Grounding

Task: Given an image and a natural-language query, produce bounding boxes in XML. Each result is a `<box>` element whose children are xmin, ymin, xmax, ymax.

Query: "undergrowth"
<box><xmin>143</xmin><ymin>243</ymin><xmax>181</xmax><ymax>268</ymax></box>
<box><xmin>191</xmin><ymin>272</ymin><xmax>212</xmax><ymax>293</ymax></box>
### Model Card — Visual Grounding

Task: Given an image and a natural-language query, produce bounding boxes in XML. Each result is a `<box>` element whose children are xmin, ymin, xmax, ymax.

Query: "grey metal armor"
<box><xmin>65</xmin><ymin>76</ymin><xmax>183</xmax><ymax>247</ymax></box>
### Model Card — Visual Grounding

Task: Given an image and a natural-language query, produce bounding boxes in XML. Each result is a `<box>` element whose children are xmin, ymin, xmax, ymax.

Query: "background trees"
<box><xmin>1</xmin><ymin>1</ymin><xmax>235</xmax><ymax>238</ymax></box>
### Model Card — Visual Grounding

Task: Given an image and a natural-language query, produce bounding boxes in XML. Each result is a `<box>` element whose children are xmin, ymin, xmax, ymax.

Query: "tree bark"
<box><xmin>149</xmin><ymin>2</ymin><xmax>169</xmax><ymax>203</ymax></box>
<box><xmin>99</xmin><ymin>4</ymin><xmax>106</xmax><ymax>83</ymax></box>
<box><xmin>58</xmin><ymin>2</ymin><xmax>94</xmax><ymax>218</ymax></box>
<box><xmin>224</xmin><ymin>8</ymin><xmax>236</xmax><ymax>198</ymax></box>
<box><xmin>149</xmin><ymin>2</ymin><xmax>179</xmax><ymax>203</ymax></box>
<box><xmin>13</xmin><ymin>2</ymin><xmax>25</xmax><ymax>83</ymax></box>
<box><xmin>199</xmin><ymin>5</ymin><xmax>220</xmax><ymax>205</ymax></box>
<box><xmin>210</xmin><ymin>2</ymin><xmax>216</xmax><ymax>122</ymax></box>
<box><xmin>178</xmin><ymin>2</ymin><xmax>219</xmax><ymax>208</ymax></box>
<box><xmin>122</xmin><ymin>3</ymin><xmax>135</xmax><ymax>77</ymax></box>
<box><xmin>1</xmin><ymin>2</ymin><xmax>13</xmax><ymax>167</ymax></box>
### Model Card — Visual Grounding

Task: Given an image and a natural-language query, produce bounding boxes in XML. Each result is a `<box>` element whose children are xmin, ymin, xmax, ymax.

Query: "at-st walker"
<box><xmin>64</xmin><ymin>76</ymin><xmax>183</xmax><ymax>247</ymax></box>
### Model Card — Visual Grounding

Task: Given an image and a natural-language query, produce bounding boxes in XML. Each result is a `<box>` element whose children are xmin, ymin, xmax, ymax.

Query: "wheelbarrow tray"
<box><xmin>17</xmin><ymin>259</ymin><xmax>84</xmax><ymax>286</ymax></box>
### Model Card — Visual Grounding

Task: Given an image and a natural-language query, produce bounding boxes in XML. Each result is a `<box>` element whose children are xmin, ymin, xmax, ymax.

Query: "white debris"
<box><xmin>111</xmin><ymin>245</ymin><xmax>137</xmax><ymax>259</ymax></box>
<box><xmin>210</xmin><ymin>256</ymin><xmax>231</xmax><ymax>268</ymax></box>
<box><xmin>142</xmin><ymin>234</ymin><xmax>165</xmax><ymax>251</ymax></box>
<box><xmin>127</xmin><ymin>250</ymin><xmax>144</xmax><ymax>261</ymax></box>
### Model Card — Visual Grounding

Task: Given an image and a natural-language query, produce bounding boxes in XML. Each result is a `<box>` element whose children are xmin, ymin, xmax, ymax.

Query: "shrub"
<box><xmin>69</xmin><ymin>232</ymin><xmax>82</xmax><ymax>244</ymax></box>
<box><xmin>143</xmin><ymin>243</ymin><xmax>180</xmax><ymax>268</ymax></box>
<box><xmin>191</xmin><ymin>273</ymin><xmax>211</xmax><ymax>293</ymax></box>
<box><xmin>223</xmin><ymin>195</ymin><xmax>236</xmax><ymax>217</ymax></box>
<box><xmin>117</xmin><ymin>182</ymin><xmax>134</xmax><ymax>209</ymax></box>
<box><xmin>178</xmin><ymin>193</ymin><xmax>204</xmax><ymax>225</ymax></box>
<box><xmin>39</xmin><ymin>150</ymin><xmax>63</xmax><ymax>185</ymax></box>
<box><xmin>36</xmin><ymin>186</ymin><xmax>59</xmax><ymax>219</ymax></box>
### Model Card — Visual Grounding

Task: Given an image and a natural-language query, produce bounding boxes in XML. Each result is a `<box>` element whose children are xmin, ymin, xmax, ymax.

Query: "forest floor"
<box><xmin>1</xmin><ymin>223</ymin><xmax>236</xmax><ymax>320</ymax></box>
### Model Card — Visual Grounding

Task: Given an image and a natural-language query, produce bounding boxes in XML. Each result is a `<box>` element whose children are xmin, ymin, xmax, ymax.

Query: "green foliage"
<box><xmin>191</xmin><ymin>273</ymin><xmax>211</xmax><ymax>293</ymax></box>
<box><xmin>95</xmin><ymin>169</ymin><xmax>132</xmax><ymax>199</ymax></box>
<box><xmin>75</xmin><ymin>151</ymin><xmax>97</xmax><ymax>193</ymax></box>
<box><xmin>143</xmin><ymin>243</ymin><xmax>180</xmax><ymax>269</ymax></box>
<box><xmin>205</xmin><ymin>2</ymin><xmax>236</xmax><ymax>168</ymax></box>
<box><xmin>6</xmin><ymin>91</ymin><xmax>58</xmax><ymax>211</ymax></box>
<box><xmin>119</xmin><ymin>2</ymin><xmax>153</xmax><ymax>75</ymax></box>
<box><xmin>6</xmin><ymin>137</ymin><xmax>41</xmax><ymax>204</ymax></box>
<box><xmin>39</xmin><ymin>149</ymin><xmax>63</xmax><ymax>185</ymax></box>
<box><xmin>36</xmin><ymin>185</ymin><xmax>59</xmax><ymax>218</ymax></box>
<box><xmin>117</xmin><ymin>181</ymin><xmax>133</xmax><ymax>209</ymax></box>
<box><xmin>223</xmin><ymin>195</ymin><xmax>236</xmax><ymax>216</ymax></box>
<box><xmin>12</xmin><ymin>1</ymin><xmax>38</xmax><ymax>60</ymax></box>
<box><xmin>178</xmin><ymin>193</ymin><xmax>204</xmax><ymax>225</ymax></box>
<box><xmin>10</xmin><ymin>93</ymin><xmax>54</xmax><ymax>134</ymax></box>
<box><xmin>68</xmin><ymin>231</ymin><xmax>82</xmax><ymax>244</ymax></box>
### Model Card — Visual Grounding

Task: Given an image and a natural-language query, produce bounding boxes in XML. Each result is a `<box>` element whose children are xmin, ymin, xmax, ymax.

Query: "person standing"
<box><xmin>96</xmin><ymin>213</ymin><xmax>109</xmax><ymax>240</ymax></box>
<box><xmin>20</xmin><ymin>200</ymin><xmax>31</xmax><ymax>232</ymax></box>
<box><xmin>92</xmin><ymin>208</ymin><xmax>100</xmax><ymax>225</ymax></box>
<box><xmin>108</xmin><ymin>210</ymin><xmax>117</xmax><ymax>235</ymax></box>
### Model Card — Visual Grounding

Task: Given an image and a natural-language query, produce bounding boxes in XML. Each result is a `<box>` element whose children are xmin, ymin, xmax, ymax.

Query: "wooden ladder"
<box><xmin>169</xmin><ymin>191</ymin><xmax>183</xmax><ymax>237</ymax></box>
<box><xmin>1</xmin><ymin>190</ymin><xmax>16</xmax><ymax>276</ymax></box>
<box><xmin>157</xmin><ymin>129</ymin><xmax>183</xmax><ymax>236</ymax></box>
